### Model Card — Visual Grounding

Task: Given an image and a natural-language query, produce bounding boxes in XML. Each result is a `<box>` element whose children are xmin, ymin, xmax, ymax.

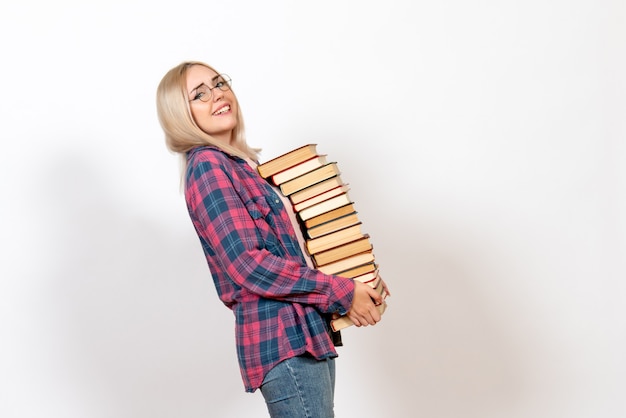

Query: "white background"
<box><xmin>1</xmin><ymin>1</ymin><xmax>625</xmax><ymax>417</ymax></box>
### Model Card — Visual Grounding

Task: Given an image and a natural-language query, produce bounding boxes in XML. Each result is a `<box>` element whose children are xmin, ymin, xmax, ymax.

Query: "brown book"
<box><xmin>293</xmin><ymin>184</ymin><xmax>350</xmax><ymax>212</ymax></box>
<box><xmin>289</xmin><ymin>176</ymin><xmax>344</xmax><ymax>206</ymax></box>
<box><xmin>298</xmin><ymin>192</ymin><xmax>351</xmax><ymax>221</ymax></box>
<box><xmin>280</xmin><ymin>163</ymin><xmax>341</xmax><ymax>196</ymax></box>
<box><xmin>270</xmin><ymin>155</ymin><xmax>328</xmax><ymax>185</ymax></box>
<box><xmin>312</xmin><ymin>235</ymin><xmax>372</xmax><ymax>267</ymax></box>
<box><xmin>335</xmin><ymin>262</ymin><xmax>378</xmax><ymax>279</ymax></box>
<box><xmin>306</xmin><ymin>223</ymin><xmax>364</xmax><ymax>255</ymax></box>
<box><xmin>306</xmin><ymin>212</ymin><xmax>360</xmax><ymax>239</ymax></box>
<box><xmin>330</xmin><ymin>274</ymin><xmax>388</xmax><ymax>332</ymax></box>
<box><xmin>257</xmin><ymin>144</ymin><xmax>318</xmax><ymax>178</ymax></box>
<box><xmin>304</xmin><ymin>203</ymin><xmax>356</xmax><ymax>229</ymax></box>
<box><xmin>316</xmin><ymin>251</ymin><xmax>375</xmax><ymax>275</ymax></box>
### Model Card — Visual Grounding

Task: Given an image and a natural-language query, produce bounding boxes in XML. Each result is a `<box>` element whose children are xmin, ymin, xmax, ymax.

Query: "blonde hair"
<box><xmin>156</xmin><ymin>61</ymin><xmax>260</xmax><ymax>176</ymax></box>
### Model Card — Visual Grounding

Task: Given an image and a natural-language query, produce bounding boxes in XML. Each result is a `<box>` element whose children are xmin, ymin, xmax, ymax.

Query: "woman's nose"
<box><xmin>212</xmin><ymin>87</ymin><xmax>225</xmax><ymax>101</ymax></box>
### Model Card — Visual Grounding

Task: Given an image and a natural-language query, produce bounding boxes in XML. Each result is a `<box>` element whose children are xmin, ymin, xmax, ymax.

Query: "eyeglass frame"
<box><xmin>188</xmin><ymin>74</ymin><xmax>232</xmax><ymax>103</ymax></box>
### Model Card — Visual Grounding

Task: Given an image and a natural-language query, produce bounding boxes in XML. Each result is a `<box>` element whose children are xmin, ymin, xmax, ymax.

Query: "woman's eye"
<box><xmin>192</xmin><ymin>86</ymin><xmax>208</xmax><ymax>101</ymax></box>
<box><xmin>215</xmin><ymin>81</ymin><xmax>225</xmax><ymax>88</ymax></box>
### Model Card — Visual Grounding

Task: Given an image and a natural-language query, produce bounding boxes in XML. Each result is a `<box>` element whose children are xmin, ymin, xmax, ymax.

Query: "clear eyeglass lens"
<box><xmin>216</xmin><ymin>75</ymin><xmax>232</xmax><ymax>91</ymax></box>
<box><xmin>197</xmin><ymin>75</ymin><xmax>231</xmax><ymax>102</ymax></box>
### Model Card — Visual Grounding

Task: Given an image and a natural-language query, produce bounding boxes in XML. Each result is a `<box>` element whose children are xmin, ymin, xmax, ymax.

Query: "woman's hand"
<box><xmin>346</xmin><ymin>281</ymin><xmax>384</xmax><ymax>327</ymax></box>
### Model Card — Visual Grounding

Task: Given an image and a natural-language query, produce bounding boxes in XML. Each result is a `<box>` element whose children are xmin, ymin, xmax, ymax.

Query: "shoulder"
<box><xmin>188</xmin><ymin>146</ymin><xmax>231</xmax><ymax>167</ymax></box>
<box><xmin>186</xmin><ymin>146</ymin><xmax>253</xmax><ymax>189</ymax></box>
<box><xmin>187</xmin><ymin>146</ymin><xmax>245</xmax><ymax>176</ymax></box>
<box><xmin>185</xmin><ymin>147</ymin><xmax>230</xmax><ymax>188</ymax></box>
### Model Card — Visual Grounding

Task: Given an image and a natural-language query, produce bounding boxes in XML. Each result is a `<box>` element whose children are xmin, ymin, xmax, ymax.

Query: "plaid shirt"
<box><xmin>185</xmin><ymin>146</ymin><xmax>355</xmax><ymax>392</ymax></box>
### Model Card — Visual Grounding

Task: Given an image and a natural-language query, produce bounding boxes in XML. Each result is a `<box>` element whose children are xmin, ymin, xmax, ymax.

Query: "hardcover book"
<box><xmin>298</xmin><ymin>192</ymin><xmax>352</xmax><ymax>222</ymax></box>
<box><xmin>289</xmin><ymin>176</ymin><xmax>345</xmax><ymax>206</ymax></box>
<box><xmin>306</xmin><ymin>223</ymin><xmax>364</xmax><ymax>255</ymax></box>
<box><xmin>279</xmin><ymin>162</ymin><xmax>341</xmax><ymax>196</ymax></box>
<box><xmin>335</xmin><ymin>262</ymin><xmax>378</xmax><ymax>279</ymax></box>
<box><xmin>306</xmin><ymin>212</ymin><xmax>361</xmax><ymax>239</ymax></box>
<box><xmin>312</xmin><ymin>235</ymin><xmax>372</xmax><ymax>267</ymax></box>
<box><xmin>303</xmin><ymin>203</ymin><xmax>357</xmax><ymax>229</ymax></box>
<box><xmin>351</xmin><ymin>269</ymin><xmax>380</xmax><ymax>285</ymax></box>
<box><xmin>316</xmin><ymin>251</ymin><xmax>375</xmax><ymax>276</ymax></box>
<box><xmin>270</xmin><ymin>155</ymin><xmax>328</xmax><ymax>186</ymax></box>
<box><xmin>293</xmin><ymin>184</ymin><xmax>350</xmax><ymax>213</ymax></box>
<box><xmin>257</xmin><ymin>144</ymin><xmax>318</xmax><ymax>178</ymax></box>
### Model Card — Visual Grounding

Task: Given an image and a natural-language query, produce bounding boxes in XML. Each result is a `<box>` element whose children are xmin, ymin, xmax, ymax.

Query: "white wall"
<box><xmin>1</xmin><ymin>1</ymin><xmax>624</xmax><ymax>417</ymax></box>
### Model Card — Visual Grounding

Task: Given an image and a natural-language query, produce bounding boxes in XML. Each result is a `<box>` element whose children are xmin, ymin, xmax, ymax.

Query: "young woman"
<box><xmin>156</xmin><ymin>61</ymin><xmax>388</xmax><ymax>417</ymax></box>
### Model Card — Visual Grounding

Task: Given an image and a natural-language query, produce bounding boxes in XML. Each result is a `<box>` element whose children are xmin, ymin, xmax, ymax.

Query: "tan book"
<box><xmin>270</xmin><ymin>155</ymin><xmax>328</xmax><ymax>185</ymax></box>
<box><xmin>304</xmin><ymin>203</ymin><xmax>356</xmax><ymax>229</ymax></box>
<box><xmin>289</xmin><ymin>176</ymin><xmax>344</xmax><ymax>206</ymax></box>
<box><xmin>317</xmin><ymin>251</ymin><xmax>375</xmax><ymax>275</ymax></box>
<box><xmin>306</xmin><ymin>223</ymin><xmax>364</xmax><ymax>255</ymax></box>
<box><xmin>312</xmin><ymin>235</ymin><xmax>372</xmax><ymax>267</ymax></box>
<box><xmin>280</xmin><ymin>163</ymin><xmax>341</xmax><ymax>196</ymax></box>
<box><xmin>298</xmin><ymin>192</ymin><xmax>351</xmax><ymax>221</ymax></box>
<box><xmin>257</xmin><ymin>144</ymin><xmax>318</xmax><ymax>178</ymax></box>
<box><xmin>335</xmin><ymin>262</ymin><xmax>377</xmax><ymax>279</ymax></box>
<box><xmin>293</xmin><ymin>184</ymin><xmax>350</xmax><ymax>212</ymax></box>
<box><xmin>306</xmin><ymin>212</ymin><xmax>361</xmax><ymax>239</ymax></box>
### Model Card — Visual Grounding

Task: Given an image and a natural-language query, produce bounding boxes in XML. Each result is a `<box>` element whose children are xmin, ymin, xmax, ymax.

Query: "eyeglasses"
<box><xmin>189</xmin><ymin>74</ymin><xmax>232</xmax><ymax>102</ymax></box>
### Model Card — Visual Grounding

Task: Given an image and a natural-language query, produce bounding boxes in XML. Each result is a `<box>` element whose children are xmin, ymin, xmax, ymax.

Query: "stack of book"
<box><xmin>257</xmin><ymin>144</ymin><xmax>388</xmax><ymax>331</ymax></box>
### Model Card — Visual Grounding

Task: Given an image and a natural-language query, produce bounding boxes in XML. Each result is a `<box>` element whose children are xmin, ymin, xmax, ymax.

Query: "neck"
<box><xmin>213</xmin><ymin>132</ymin><xmax>235</xmax><ymax>148</ymax></box>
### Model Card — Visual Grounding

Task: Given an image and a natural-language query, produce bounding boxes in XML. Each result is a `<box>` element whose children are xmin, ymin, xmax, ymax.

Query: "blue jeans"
<box><xmin>260</xmin><ymin>354</ymin><xmax>336</xmax><ymax>418</ymax></box>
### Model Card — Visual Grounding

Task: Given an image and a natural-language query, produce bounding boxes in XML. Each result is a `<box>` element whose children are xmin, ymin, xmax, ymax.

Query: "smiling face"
<box><xmin>186</xmin><ymin>65</ymin><xmax>239</xmax><ymax>146</ymax></box>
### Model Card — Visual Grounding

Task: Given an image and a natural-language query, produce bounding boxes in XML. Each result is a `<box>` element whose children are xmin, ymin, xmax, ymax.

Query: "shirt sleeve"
<box><xmin>185</xmin><ymin>150</ymin><xmax>354</xmax><ymax>315</ymax></box>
